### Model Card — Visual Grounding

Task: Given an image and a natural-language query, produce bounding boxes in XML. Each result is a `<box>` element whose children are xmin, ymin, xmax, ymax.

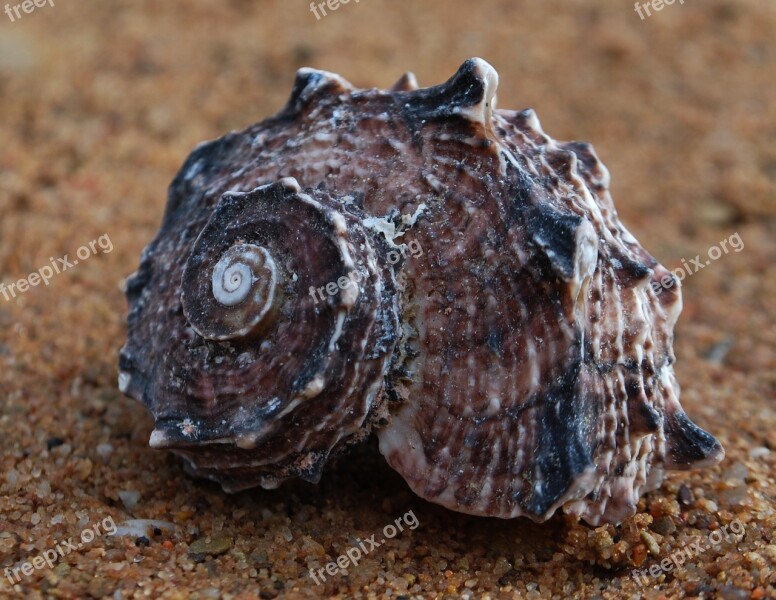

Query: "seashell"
<box><xmin>119</xmin><ymin>58</ymin><xmax>723</xmax><ymax>525</ymax></box>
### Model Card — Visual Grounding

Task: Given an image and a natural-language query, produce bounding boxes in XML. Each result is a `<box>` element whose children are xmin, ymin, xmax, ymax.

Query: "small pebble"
<box><xmin>651</xmin><ymin>516</ymin><xmax>676</xmax><ymax>535</ymax></box>
<box><xmin>51</xmin><ymin>443</ymin><xmax>72</xmax><ymax>457</ymax></box>
<box><xmin>719</xmin><ymin>585</ymin><xmax>751</xmax><ymax>600</ymax></box>
<box><xmin>36</xmin><ymin>481</ymin><xmax>51</xmax><ymax>498</ymax></box>
<box><xmin>75</xmin><ymin>458</ymin><xmax>93</xmax><ymax>480</ymax></box>
<box><xmin>5</xmin><ymin>469</ymin><xmax>18</xmax><ymax>485</ymax></box>
<box><xmin>721</xmin><ymin>462</ymin><xmax>748</xmax><ymax>482</ymax></box>
<box><xmin>96</xmin><ymin>443</ymin><xmax>114</xmax><ymax>460</ymax></box>
<box><xmin>677</xmin><ymin>484</ymin><xmax>694</xmax><ymax>506</ymax></box>
<box><xmin>698</xmin><ymin>498</ymin><xmax>719</xmax><ymax>513</ymax></box>
<box><xmin>112</xmin><ymin>519</ymin><xmax>175</xmax><ymax>538</ymax></box>
<box><xmin>87</xmin><ymin>576</ymin><xmax>114</xmax><ymax>598</ymax></box>
<box><xmin>640</xmin><ymin>530</ymin><xmax>661</xmax><ymax>556</ymax></box>
<box><xmin>748</xmin><ymin>446</ymin><xmax>770</xmax><ymax>459</ymax></box>
<box><xmin>192</xmin><ymin>589</ymin><xmax>222</xmax><ymax>600</ymax></box>
<box><xmin>119</xmin><ymin>490</ymin><xmax>141</xmax><ymax>511</ymax></box>
<box><xmin>719</xmin><ymin>484</ymin><xmax>748</xmax><ymax>506</ymax></box>
<box><xmin>46</xmin><ymin>437</ymin><xmax>65</xmax><ymax>450</ymax></box>
<box><xmin>188</xmin><ymin>535</ymin><xmax>232</xmax><ymax>558</ymax></box>
<box><xmin>493</xmin><ymin>556</ymin><xmax>512</xmax><ymax>577</ymax></box>
<box><xmin>763</xmin><ymin>545</ymin><xmax>776</xmax><ymax>560</ymax></box>
<box><xmin>703</xmin><ymin>336</ymin><xmax>734</xmax><ymax>362</ymax></box>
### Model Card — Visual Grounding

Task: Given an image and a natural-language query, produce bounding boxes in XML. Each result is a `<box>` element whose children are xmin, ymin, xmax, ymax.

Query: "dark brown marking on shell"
<box><xmin>120</xmin><ymin>57</ymin><xmax>724</xmax><ymax>524</ymax></box>
<box><xmin>663</xmin><ymin>409</ymin><xmax>724</xmax><ymax>469</ymax></box>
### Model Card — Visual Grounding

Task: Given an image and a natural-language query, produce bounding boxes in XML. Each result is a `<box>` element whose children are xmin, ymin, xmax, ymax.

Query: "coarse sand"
<box><xmin>1</xmin><ymin>1</ymin><xmax>774</xmax><ymax>598</ymax></box>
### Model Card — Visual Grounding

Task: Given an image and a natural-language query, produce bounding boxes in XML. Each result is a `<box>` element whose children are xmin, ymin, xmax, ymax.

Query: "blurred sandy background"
<box><xmin>1</xmin><ymin>1</ymin><xmax>774</xmax><ymax>598</ymax></box>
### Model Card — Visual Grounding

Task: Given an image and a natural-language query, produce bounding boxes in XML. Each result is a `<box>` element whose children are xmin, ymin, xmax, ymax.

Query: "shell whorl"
<box><xmin>135</xmin><ymin>178</ymin><xmax>403</xmax><ymax>490</ymax></box>
<box><xmin>211</xmin><ymin>245</ymin><xmax>274</xmax><ymax>307</ymax></box>
<box><xmin>183</xmin><ymin>242</ymin><xmax>281</xmax><ymax>340</ymax></box>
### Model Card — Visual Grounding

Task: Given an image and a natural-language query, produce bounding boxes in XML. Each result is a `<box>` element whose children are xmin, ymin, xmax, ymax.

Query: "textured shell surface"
<box><xmin>119</xmin><ymin>58</ymin><xmax>724</xmax><ymax>525</ymax></box>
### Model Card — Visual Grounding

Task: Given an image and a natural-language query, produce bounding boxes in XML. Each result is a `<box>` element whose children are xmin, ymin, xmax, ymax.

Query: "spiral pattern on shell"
<box><xmin>182</xmin><ymin>242</ymin><xmax>280</xmax><ymax>340</ymax></box>
<box><xmin>123</xmin><ymin>178</ymin><xmax>402</xmax><ymax>490</ymax></box>
<box><xmin>212</xmin><ymin>245</ymin><xmax>270</xmax><ymax>306</ymax></box>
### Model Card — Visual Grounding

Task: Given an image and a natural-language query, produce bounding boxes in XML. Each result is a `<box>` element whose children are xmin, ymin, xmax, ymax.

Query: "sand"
<box><xmin>1</xmin><ymin>0</ymin><xmax>774</xmax><ymax>598</ymax></box>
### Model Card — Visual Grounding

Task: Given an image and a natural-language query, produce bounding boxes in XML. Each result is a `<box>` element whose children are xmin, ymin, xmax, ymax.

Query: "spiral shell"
<box><xmin>119</xmin><ymin>58</ymin><xmax>723</xmax><ymax>524</ymax></box>
<box><xmin>122</xmin><ymin>178</ymin><xmax>401</xmax><ymax>489</ymax></box>
<box><xmin>183</xmin><ymin>241</ymin><xmax>280</xmax><ymax>340</ymax></box>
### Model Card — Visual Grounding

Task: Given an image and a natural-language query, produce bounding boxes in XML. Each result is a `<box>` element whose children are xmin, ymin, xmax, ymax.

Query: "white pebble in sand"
<box><xmin>119</xmin><ymin>490</ymin><xmax>141</xmax><ymax>511</ymax></box>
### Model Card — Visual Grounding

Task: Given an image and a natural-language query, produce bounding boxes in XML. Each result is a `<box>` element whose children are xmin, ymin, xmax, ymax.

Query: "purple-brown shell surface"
<box><xmin>119</xmin><ymin>58</ymin><xmax>724</xmax><ymax>525</ymax></box>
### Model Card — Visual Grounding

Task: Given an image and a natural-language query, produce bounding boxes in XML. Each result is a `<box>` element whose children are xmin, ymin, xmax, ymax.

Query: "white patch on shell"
<box><xmin>363</xmin><ymin>214</ymin><xmax>398</xmax><ymax>242</ymax></box>
<box><xmin>454</xmin><ymin>57</ymin><xmax>499</xmax><ymax>129</ymax></box>
<box><xmin>179</xmin><ymin>418</ymin><xmax>199</xmax><ymax>438</ymax></box>
<box><xmin>294</xmin><ymin>67</ymin><xmax>355</xmax><ymax>102</ymax></box>
<box><xmin>277</xmin><ymin>176</ymin><xmax>302</xmax><ymax>192</ymax></box>
<box><xmin>329</xmin><ymin>309</ymin><xmax>347</xmax><ymax>352</ymax></box>
<box><xmin>118</xmin><ymin>372</ymin><xmax>131</xmax><ymax>393</ymax></box>
<box><xmin>148</xmin><ymin>429</ymin><xmax>170</xmax><ymax>448</ymax></box>
<box><xmin>303</xmin><ymin>375</ymin><xmax>326</xmax><ymax>399</ymax></box>
<box><xmin>363</xmin><ymin>204</ymin><xmax>428</xmax><ymax>248</ymax></box>
<box><xmin>183</xmin><ymin>158</ymin><xmax>204</xmax><ymax>181</ymax></box>
<box><xmin>212</xmin><ymin>253</ymin><xmax>256</xmax><ymax>306</ymax></box>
